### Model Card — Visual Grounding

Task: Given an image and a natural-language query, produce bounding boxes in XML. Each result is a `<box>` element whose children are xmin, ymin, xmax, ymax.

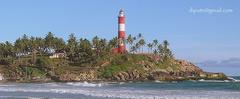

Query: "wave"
<box><xmin>228</xmin><ymin>77</ymin><xmax>240</xmax><ymax>82</ymax></box>
<box><xmin>0</xmin><ymin>96</ymin><xmax>42</xmax><ymax>99</ymax></box>
<box><xmin>0</xmin><ymin>87</ymin><xmax>240</xmax><ymax>99</ymax></box>
<box><xmin>0</xmin><ymin>82</ymin><xmax>240</xmax><ymax>99</ymax></box>
<box><xmin>66</xmin><ymin>81</ymin><xmax>102</xmax><ymax>87</ymax></box>
<box><xmin>43</xmin><ymin>83</ymin><xmax>60</xmax><ymax>87</ymax></box>
<box><xmin>198</xmin><ymin>78</ymin><xmax>240</xmax><ymax>83</ymax></box>
<box><xmin>0</xmin><ymin>85</ymin><xmax>16</xmax><ymax>87</ymax></box>
<box><xmin>198</xmin><ymin>79</ymin><xmax>227</xmax><ymax>82</ymax></box>
<box><xmin>0</xmin><ymin>96</ymin><xmax>60</xmax><ymax>99</ymax></box>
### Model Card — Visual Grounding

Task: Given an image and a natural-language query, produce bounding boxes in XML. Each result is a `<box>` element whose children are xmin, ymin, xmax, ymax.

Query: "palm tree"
<box><xmin>158</xmin><ymin>40</ymin><xmax>173</xmax><ymax>62</ymax></box>
<box><xmin>44</xmin><ymin>32</ymin><xmax>55</xmax><ymax>53</ymax></box>
<box><xmin>35</xmin><ymin>37</ymin><xmax>45</xmax><ymax>56</ymax></box>
<box><xmin>29</xmin><ymin>36</ymin><xmax>37</xmax><ymax>64</ymax></box>
<box><xmin>66</xmin><ymin>33</ymin><xmax>78</xmax><ymax>62</ymax></box>
<box><xmin>108</xmin><ymin>37</ymin><xmax>118</xmax><ymax>48</ymax></box>
<box><xmin>99</xmin><ymin>38</ymin><xmax>107</xmax><ymax>56</ymax></box>
<box><xmin>137</xmin><ymin>33</ymin><xmax>142</xmax><ymax>39</ymax></box>
<box><xmin>127</xmin><ymin>34</ymin><xmax>133</xmax><ymax>52</ymax></box>
<box><xmin>54</xmin><ymin>38</ymin><xmax>66</xmax><ymax>51</ymax></box>
<box><xmin>163</xmin><ymin>40</ymin><xmax>169</xmax><ymax>47</ymax></box>
<box><xmin>21</xmin><ymin>34</ymin><xmax>30</xmax><ymax>55</ymax></box>
<box><xmin>147</xmin><ymin>43</ymin><xmax>153</xmax><ymax>53</ymax></box>
<box><xmin>138</xmin><ymin>39</ymin><xmax>145</xmax><ymax>53</ymax></box>
<box><xmin>157</xmin><ymin>44</ymin><xmax>163</xmax><ymax>56</ymax></box>
<box><xmin>135</xmin><ymin>42</ymin><xmax>140</xmax><ymax>53</ymax></box>
<box><xmin>153</xmin><ymin>39</ymin><xmax>158</xmax><ymax>47</ymax></box>
<box><xmin>92</xmin><ymin>36</ymin><xmax>100</xmax><ymax>56</ymax></box>
<box><xmin>130</xmin><ymin>46</ymin><xmax>137</xmax><ymax>54</ymax></box>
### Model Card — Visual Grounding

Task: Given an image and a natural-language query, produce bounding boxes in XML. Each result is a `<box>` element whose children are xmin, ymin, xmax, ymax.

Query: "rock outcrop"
<box><xmin>59</xmin><ymin>70</ymin><xmax>97</xmax><ymax>81</ymax></box>
<box><xmin>110</xmin><ymin>59</ymin><xmax>228</xmax><ymax>81</ymax></box>
<box><xmin>113</xmin><ymin>69</ymin><xmax>147</xmax><ymax>81</ymax></box>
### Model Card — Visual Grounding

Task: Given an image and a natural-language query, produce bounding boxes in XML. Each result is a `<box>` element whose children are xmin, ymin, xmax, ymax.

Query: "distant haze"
<box><xmin>197</xmin><ymin>58</ymin><xmax>240</xmax><ymax>76</ymax></box>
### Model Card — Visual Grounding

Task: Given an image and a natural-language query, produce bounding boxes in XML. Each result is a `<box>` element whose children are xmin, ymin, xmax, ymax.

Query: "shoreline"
<box><xmin>0</xmin><ymin>76</ymin><xmax>233</xmax><ymax>84</ymax></box>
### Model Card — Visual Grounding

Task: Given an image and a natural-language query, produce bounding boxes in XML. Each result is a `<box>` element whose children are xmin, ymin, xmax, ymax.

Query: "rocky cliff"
<box><xmin>54</xmin><ymin>58</ymin><xmax>227</xmax><ymax>82</ymax></box>
<box><xmin>109</xmin><ymin>59</ymin><xmax>227</xmax><ymax>81</ymax></box>
<box><xmin>0</xmin><ymin>55</ymin><xmax>228</xmax><ymax>82</ymax></box>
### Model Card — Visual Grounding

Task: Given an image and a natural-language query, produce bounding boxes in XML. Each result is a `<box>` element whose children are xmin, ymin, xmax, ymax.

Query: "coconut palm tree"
<box><xmin>127</xmin><ymin>34</ymin><xmax>133</xmax><ymax>52</ymax></box>
<box><xmin>163</xmin><ymin>40</ymin><xmax>169</xmax><ymax>47</ymax></box>
<box><xmin>44</xmin><ymin>32</ymin><xmax>55</xmax><ymax>53</ymax></box>
<box><xmin>153</xmin><ymin>39</ymin><xmax>158</xmax><ymax>47</ymax></box>
<box><xmin>137</xmin><ymin>33</ymin><xmax>142</xmax><ymax>39</ymax></box>
<box><xmin>92</xmin><ymin>36</ymin><xmax>100</xmax><ymax>56</ymax></box>
<box><xmin>147</xmin><ymin>43</ymin><xmax>153</xmax><ymax>53</ymax></box>
<box><xmin>138</xmin><ymin>38</ymin><xmax>145</xmax><ymax>53</ymax></box>
<box><xmin>108</xmin><ymin>37</ymin><xmax>118</xmax><ymax>48</ymax></box>
<box><xmin>66</xmin><ymin>33</ymin><xmax>78</xmax><ymax>62</ymax></box>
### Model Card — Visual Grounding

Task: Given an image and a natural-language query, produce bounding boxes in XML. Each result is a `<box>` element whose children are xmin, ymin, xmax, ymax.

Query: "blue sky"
<box><xmin>0</xmin><ymin>0</ymin><xmax>239</xmax><ymax>75</ymax></box>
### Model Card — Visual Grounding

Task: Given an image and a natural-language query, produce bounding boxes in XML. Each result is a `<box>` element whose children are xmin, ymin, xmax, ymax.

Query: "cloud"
<box><xmin>197</xmin><ymin>58</ymin><xmax>240</xmax><ymax>67</ymax></box>
<box><xmin>196</xmin><ymin>58</ymin><xmax>240</xmax><ymax>76</ymax></box>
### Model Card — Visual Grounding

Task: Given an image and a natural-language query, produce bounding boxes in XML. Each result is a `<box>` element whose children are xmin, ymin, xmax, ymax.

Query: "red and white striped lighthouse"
<box><xmin>118</xmin><ymin>9</ymin><xmax>126</xmax><ymax>53</ymax></box>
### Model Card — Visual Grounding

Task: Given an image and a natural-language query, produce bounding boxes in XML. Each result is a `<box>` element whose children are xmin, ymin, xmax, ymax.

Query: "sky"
<box><xmin>0</xmin><ymin>0</ymin><xmax>239</xmax><ymax>76</ymax></box>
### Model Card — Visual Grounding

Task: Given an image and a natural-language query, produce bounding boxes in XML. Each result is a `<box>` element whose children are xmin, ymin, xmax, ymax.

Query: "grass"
<box><xmin>24</xmin><ymin>67</ymin><xmax>47</xmax><ymax>78</ymax></box>
<box><xmin>98</xmin><ymin>54</ymin><xmax>152</xmax><ymax>78</ymax></box>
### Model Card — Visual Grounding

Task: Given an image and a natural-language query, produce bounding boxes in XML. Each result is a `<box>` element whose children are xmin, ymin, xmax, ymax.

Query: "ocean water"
<box><xmin>0</xmin><ymin>77</ymin><xmax>239</xmax><ymax>99</ymax></box>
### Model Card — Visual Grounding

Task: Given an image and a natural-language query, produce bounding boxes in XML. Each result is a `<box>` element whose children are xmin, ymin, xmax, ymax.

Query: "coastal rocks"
<box><xmin>113</xmin><ymin>70</ymin><xmax>143</xmax><ymax>81</ymax></box>
<box><xmin>175</xmin><ymin>59</ymin><xmax>203</xmax><ymax>73</ymax></box>
<box><xmin>59</xmin><ymin>70</ymin><xmax>97</xmax><ymax>81</ymax></box>
<box><xmin>172</xmin><ymin>60</ymin><xmax>204</xmax><ymax>77</ymax></box>
<box><xmin>148</xmin><ymin>71</ymin><xmax>175</xmax><ymax>81</ymax></box>
<box><xmin>110</xmin><ymin>59</ymin><xmax>227</xmax><ymax>81</ymax></box>
<box><xmin>204</xmin><ymin>72</ymin><xmax>228</xmax><ymax>80</ymax></box>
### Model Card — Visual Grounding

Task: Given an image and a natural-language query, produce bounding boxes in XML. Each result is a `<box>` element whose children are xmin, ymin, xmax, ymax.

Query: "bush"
<box><xmin>0</xmin><ymin>58</ymin><xmax>11</xmax><ymax>65</ymax></box>
<box><xmin>99</xmin><ymin>64</ymin><xmax>128</xmax><ymax>78</ymax></box>
<box><xmin>111</xmin><ymin>54</ymin><xmax>128</xmax><ymax>65</ymax></box>
<box><xmin>35</xmin><ymin>57</ymin><xmax>52</xmax><ymax>68</ymax></box>
<box><xmin>23</xmin><ymin>67</ymin><xmax>47</xmax><ymax>78</ymax></box>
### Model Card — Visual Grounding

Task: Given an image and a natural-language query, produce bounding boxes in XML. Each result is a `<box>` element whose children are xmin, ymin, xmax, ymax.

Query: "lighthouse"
<box><xmin>118</xmin><ymin>9</ymin><xmax>126</xmax><ymax>53</ymax></box>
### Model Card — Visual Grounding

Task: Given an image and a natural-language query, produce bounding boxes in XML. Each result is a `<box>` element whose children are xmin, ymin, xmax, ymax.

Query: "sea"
<box><xmin>0</xmin><ymin>76</ymin><xmax>239</xmax><ymax>99</ymax></box>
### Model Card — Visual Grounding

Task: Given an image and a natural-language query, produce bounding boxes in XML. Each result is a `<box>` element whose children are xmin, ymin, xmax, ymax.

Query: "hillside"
<box><xmin>57</xmin><ymin>54</ymin><xmax>227</xmax><ymax>82</ymax></box>
<box><xmin>0</xmin><ymin>32</ymin><xmax>227</xmax><ymax>82</ymax></box>
<box><xmin>0</xmin><ymin>54</ymin><xmax>227</xmax><ymax>82</ymax></box>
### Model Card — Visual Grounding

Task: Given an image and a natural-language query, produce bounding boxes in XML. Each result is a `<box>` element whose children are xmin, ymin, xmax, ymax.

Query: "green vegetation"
<box><xmin>0</xmin><ymin>32</ymin><xmax>182</xmax><ymax>82</ymax></box>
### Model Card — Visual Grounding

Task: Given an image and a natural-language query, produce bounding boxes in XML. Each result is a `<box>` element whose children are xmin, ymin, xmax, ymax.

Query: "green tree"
<box><xmin>53</xmin><ymin>38</ymin><xmax>66</xmax><ymax>51</ymax></box>
<box><xmin>0</xmin><ymin>41</ymin><xmax>14</xmax><ymax>58</ymax></box>
<box><xmin>66</xmin><ymin>33</ymin><xmax>78</xmax><ymax>62</ymax></box>
<box><xmin>35</xmin><ymin>37</ymin><xmax>45</xmax><ymax>55</ymax></box>
<box><xmin>137</xmin><ymin>33</ymin><xmax>142</xmax><ymax>39</ymax></box>
<box><xmin>108</xmin><ymin>37</ymin><xmax>118</xmax><ymax>48</ymax></box>
<box><xmin>153</xmin><ymin>39</ymin><xmax>158</xmax><ymax>46</ymax></box>
<box><xmin>158</xmin><ymin>40</ymin><xmax>173</xmax><ymax>62</ymax></box>
<box><xmin>29</xmin><ymin>36</ymin><xmax>38</xmax><ymax>64</ymax></box>
<box><xmin>147</xmin><ymin>43</ymin><xmax>153</xmax><ymax>53</ymax></box>
<box><xmin>92</xmin><ymin>36</ymin><xmax>100</xmax><ymax>56</ymax></box>
<box><xmin>138</xmin><ymin>38</ymin><xmax>146</xmax><ymax>53</ymax></box>
<box><xmin>77</xmin><ymin>38</ymin><xmax>95</xmax><ymax>64</ymax></box>
<box><xmin>126</xmin><ymin>34</ymin><xmax>133</xmax><ymax>52</ymax></box>
<box><xmin>44</xmin><ymin>32</ymin><xmax>55</xmax><ymax>53</ymax></box>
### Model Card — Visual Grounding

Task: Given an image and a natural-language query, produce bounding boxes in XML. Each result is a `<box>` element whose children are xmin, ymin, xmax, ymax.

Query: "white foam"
<box><xmin>0</xmin><ymin>83</ymin><xmax>240</xmax><ymax>99</ymax></box>
<box><xmin>66</xmin><ymin>81</ymin><xmax>102</xmax><ymax>87</ymax></box>
<box><xmin>228</xmin><ymin>77</ymin><xmax>240</xmax><ymax>82</ymax></box>
<box><xmin>42</xmin><ymin>83</ymin><xmax>60</xmax><ymax>87</ymax></box>
<box><xmin>198</xmin><ymin>79</ymin><xmax>231</xmax><ymax>83</ymax></box>
<box><xmin>0</xmin><ymin>86</ymin><xmax>240</xmax><ymax>99</ymax></box>
<box><xmin>0</xmin><ymin>85</ymin><xmax>16</xmax><ymax>87</ymax></box>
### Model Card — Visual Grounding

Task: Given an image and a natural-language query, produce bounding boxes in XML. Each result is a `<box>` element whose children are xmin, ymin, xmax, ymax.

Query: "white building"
<box><xmin>49</xmin><ymin>52</ymin><xmax>66</xmax><ymax>59</ymax></box>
